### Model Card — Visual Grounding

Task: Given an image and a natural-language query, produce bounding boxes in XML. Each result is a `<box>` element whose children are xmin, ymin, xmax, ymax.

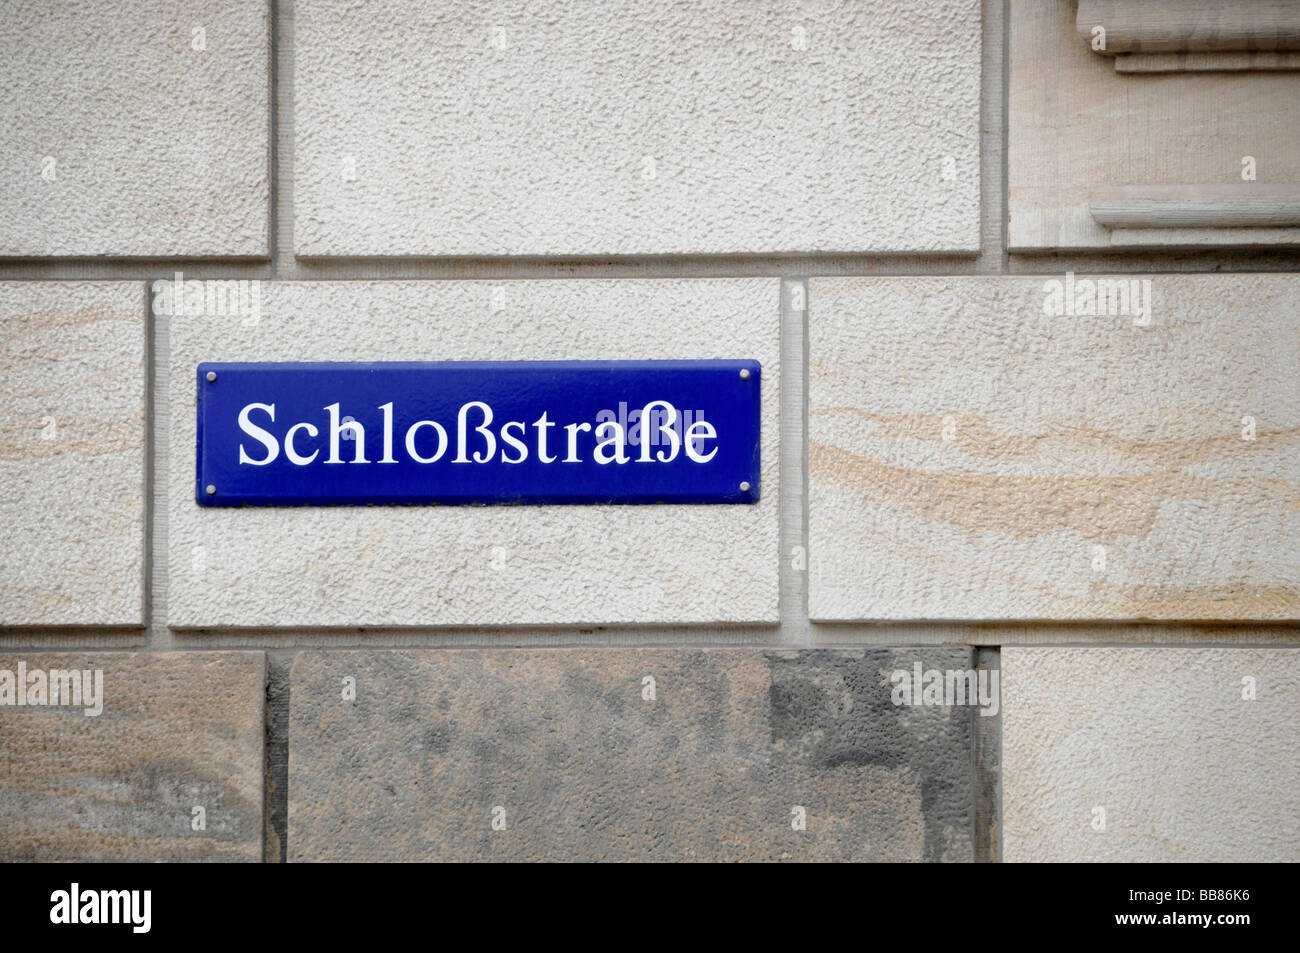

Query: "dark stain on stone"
<box><xmin>765</xmin><ymin>648</ymin><xmax>973</xmax><ymax>862</ymax></box>
<box><xmin>421</xmin><ymin>724</ymin><xmax>452</xmax><ymax>755</ymax></box>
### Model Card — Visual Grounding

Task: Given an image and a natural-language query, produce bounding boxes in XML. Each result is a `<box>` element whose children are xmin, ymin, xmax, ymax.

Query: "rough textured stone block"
<box><xmin>1008</xmin><ymin>0</ymin><xmax>1300</xmax><ymax>250</ymax></box>
<box><xmin>0</xmin><ymin>652</ymin><xmax>265</xmax><ymax>861</ymax></box>
<box><xmin>1003</xmin><ymin>647</ymin><xmax>1300</xmax><ymax>862</ymax></box>
<box><xmin>294</xmin><ymin>0</ymin><xmax>980</xmax><ymax>256</ymax></box>
<box><xmin>0</xmin><ymin>282</ymin><xmax>145</xmax><ymax>626</ymax></box>
<box><xmin>289</xmin><ymin>648</ymin><xmax>975</xmax><ymax>861</ymax></box>
<box><xmin>0</xmin><ymin>1</ymin><xmax>269</xmax><ymax>257</ymax></box>
<box><xmin>167</xmin><ymin>279</ymin><xmax>779</xmax><ymax>627</ymax></box>
<box><xmin>809</xmin><ymin>276</ymin><xmax>1300</xmax><ymax>621</ymax></box>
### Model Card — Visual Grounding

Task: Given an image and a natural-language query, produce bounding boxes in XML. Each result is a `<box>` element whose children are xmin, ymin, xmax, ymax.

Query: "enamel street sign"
<box><xmin>195</xmin><ymin>360</ymin><xmax>761</xmax><ymax>506</ymax></box>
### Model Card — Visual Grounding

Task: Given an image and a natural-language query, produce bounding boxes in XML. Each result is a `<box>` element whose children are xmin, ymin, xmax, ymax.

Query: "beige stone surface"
<box><xmin>808</xmin><ymin>276</ymin><xmax>1300</xmax><ymax>621</ymax></box>
<box><xmin>0</xmin><ymin>1</ymin><xmax>270</xmax><ymax>257</ymax></box>
<box><xmin>0</xmin><ymin>652</ymin><xmax>265</xmax><ymax>861</ymax></box>
<box><xmin>1009</xmin><ymin>0</ymin><xmax>1300</xmax><ymax>250</ymax></box>
<box><xmin>0</xmin><ymin>282</ymin><xmax>146</xmax><ymax>626</ymax></box>
<box><xmin>294</xmin><ymin>0</ymin><xmax>981</xmax><ymax>256</ymax></box>
<box><xmin>166</xmin><ymin>279</ymin><xmax>780</xmax><ymax>627</ymax></box>
<box><xmin>1003</xmin><ymin>646</ymin><xmax>1300</xmax><ymax>862</ymax></box>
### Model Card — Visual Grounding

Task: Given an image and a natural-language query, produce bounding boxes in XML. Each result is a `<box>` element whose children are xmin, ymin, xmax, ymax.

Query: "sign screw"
<box><xmin>205</xmin><ymin>484</ymin><xmax>217</xmax><ymax>496</ymax></box>
<box><xmin>206</xmin><ymin>371</ymin><xmax>217</xmax><ymax>382</ymax></box>
<box><xmin>739</xmin><ymin>481</ymin><xmax>751</xmax><ymax>492</ymax></box>
<box><xmin>739</xmin><ymin>368</ymin><xmax>751</xmax><ymax>380</ymax></box>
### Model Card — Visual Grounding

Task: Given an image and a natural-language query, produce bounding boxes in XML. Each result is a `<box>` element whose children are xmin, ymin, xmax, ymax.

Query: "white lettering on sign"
<box><xmin>234</xmin><ymin>400</ymin><xmax>716</xmax><ymax>467</ymax></box>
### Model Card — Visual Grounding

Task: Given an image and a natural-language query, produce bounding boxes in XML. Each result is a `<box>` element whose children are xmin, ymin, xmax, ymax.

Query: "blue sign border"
<box><xmin>196</xmin><ymin>360</ymin><xmax>761</xmax><ymax>507</ymax></box>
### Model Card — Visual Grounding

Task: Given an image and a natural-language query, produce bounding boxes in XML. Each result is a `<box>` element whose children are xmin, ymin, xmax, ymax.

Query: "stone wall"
<box><xmin>1</xmin><ymin>0</ymin><xmax>1296</xmax><ymax>862</ymax></box>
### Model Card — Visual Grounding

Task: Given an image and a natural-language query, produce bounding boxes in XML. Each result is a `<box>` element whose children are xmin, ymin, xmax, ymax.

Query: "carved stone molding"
<box><xmin>1009</xmin><ymin>0</ymin><xmax>1300</xmax><ymax>250</ymax></box>
<box><xmin>1078</xmin><ymin>0</ymin><xmax>1300</xmax><ymax>72</ymax></box>
<box><xmin>1091</xmin><ymin>183</ymin><xmax>1300</xmax><ymax>228</ymax></box>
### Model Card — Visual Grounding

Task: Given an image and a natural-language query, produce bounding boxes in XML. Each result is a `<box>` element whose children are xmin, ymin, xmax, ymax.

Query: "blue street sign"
<box><xmin>195</xmin><ymin>361</ymin><xmax>761</xmax><ymax>506</ymax></box>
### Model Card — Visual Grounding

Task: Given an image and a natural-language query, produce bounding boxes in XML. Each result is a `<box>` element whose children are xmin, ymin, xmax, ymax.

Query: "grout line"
<box><xmin>7</xmin><ymin>261</ymin><xmax>1300</xmax><ymax>284</ymax></box>
<box><xmin>972</xmin><ymin>645</ymin><xmax>1002</xmax><ymax>862</ymax></box>
<box><xmin>264</xmin><ymin>0</ymin><xmax>288</xmax><ymax>864</ymax></box>
<box><xmin>140</xmin><ymin>282</ymin><xmax>154</xmax><ymax>645</ymax></box>
<box><xmin>264</xmin><ymin>648</ymin><xmax>292</xmax><ymax>863</ymax></box>
<box><xmin>992</xmin><ymin>0</ymin><xmax>1009</xmax><ymax>862</ymax></box>
<box><xmin>978</xmin><ymin>0</ymin><xmax>1005</xmax><ymax>275</ymax></box>
<box><xmin>4</xmin><ymin>637</ymin><xmax>1297</xmax><ymax>652</ymax></box>
<box><xmin>8</xmin><ymin>254</ymin><xmax>1300</xmax><ymax>282</ymax></box>
<box><xmin>148</xmin><ymin>285</ymin><xmax>173</xmax><ymax>650</ymax></box>
<box><xmin>799</xmin><ymin>278</ymin><xmax>811</xmax><ymax>642</ymax></box>
<box><xmin>778</xmin><ymin>278</ymin><xmax>810</xmax><ymax>645</ymax></box>
<box><xmin>273</xmin><ymin>0</ymin><xmax>293</xmax><ymax>275</ymax></box>
<box><xmin>268</xmin><ymin>0</ymin><xmax>281</xmax><ymax>277</ymax></box>
<box><xmin>1001</xmin><ymin>0</ymin><xmax>1011</xmax><ymax>277</ymax></box>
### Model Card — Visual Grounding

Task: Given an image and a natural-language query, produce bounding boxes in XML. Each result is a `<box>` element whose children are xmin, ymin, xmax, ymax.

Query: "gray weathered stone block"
<box><xmin>166</xmin><ymin>279</ymin><xmax>779</xmax><ymax>627</ymax></box>
<box><xmin>809</xmin><ymin>275</ymin><xmax>1300</xmax><ymax>621</ymax></box>
<box><xmin>0</xmin><ymin>652</ymin><xmax>265</xmax><ymax>861</ymax></box>
<box><xmin>1003</xmin><ymin>646</ymin><xmax>1300</xmax><ymax>862</ymax></box>
<box><xmin>289</xmin><ymin>649</ymin><xmax>975</xmax><ymax>861</ymax></box>
<box><xmin>0</xmin><ymin>1</ymin><xmax>270</xmax><ymax>257</ymax></box>
<box><xmin>0</xmin><ymin>282</ymin><xmax>146</xmax><ymax>626</ymax></box>
<box><xmin>294</xmin><ymin>0</ymin><xmax>981</xmax><ymax>256</ymax></box>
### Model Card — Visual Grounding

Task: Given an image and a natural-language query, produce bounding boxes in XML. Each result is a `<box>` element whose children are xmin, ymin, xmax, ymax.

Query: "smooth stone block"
<box><xmin>809</xmin><ymin>276</ymin><xmax>1300</xmax><ymax>621</ymax></box>
<box><xmin>0</xmin><ymin>282</ymin><xmax>145</xmax><ymax>626</ymax></box>
<box><xmin>0</xmin><ymin>1</ymin><xmax>270</xmax><ymax>257</ymax></box>
<box><xmin>166</xmin><ymin>279</ymin><xmax>779</xmax><ymax>627</ymax></box>
<box><xmin>1009</xmin><ymin>0</ymin><xmax>1300</xmax><ymax>249</ymax></box>
<box><xmin>1003</xmin><ymin>647</ymin><xmax>1300</xmax><ymax>862</ymax></box>
<box><xmin>0</xmin><ymin>652</ymin><xmax>265</xmax><ymax>861</ymax></box>
<box><xmin>288</xmin><ymin>648</ymin><xmax>975</xmax><ymax>861</ymax></box>
<box><xmin>294</xmin><ymin>0</ymin><xmax>981</xmax><ymax>256</ymax></box>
